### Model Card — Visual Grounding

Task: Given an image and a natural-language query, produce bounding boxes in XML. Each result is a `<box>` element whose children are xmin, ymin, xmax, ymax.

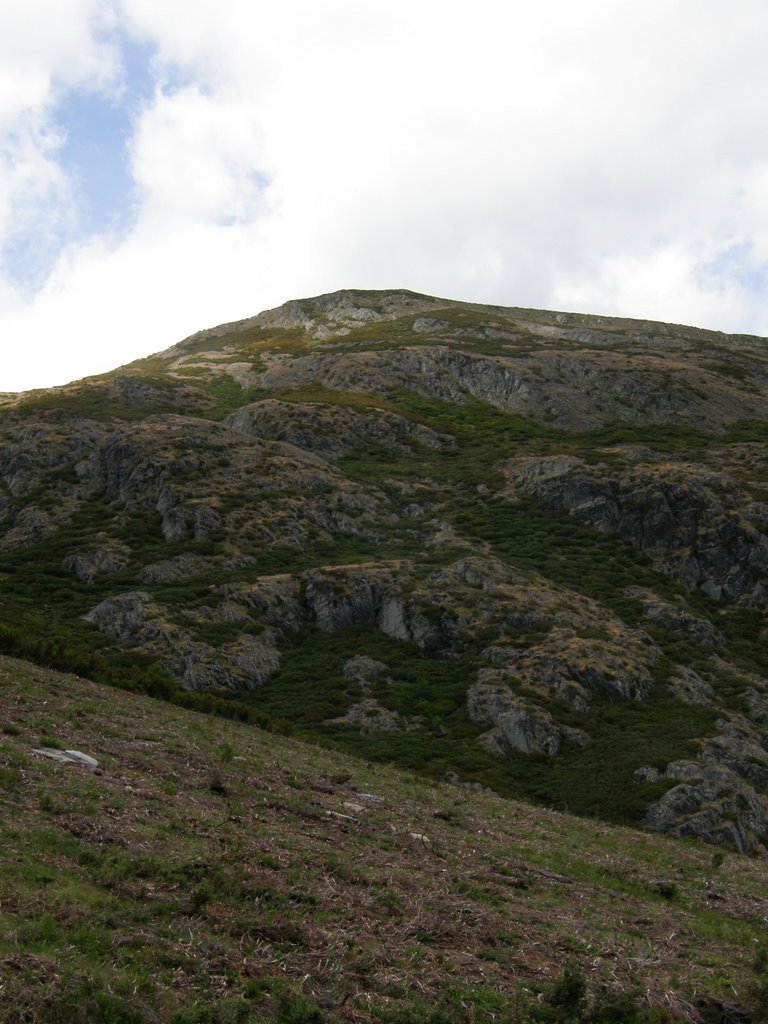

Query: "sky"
<box><xmin>2</xmin><ymin>0</ymin><xmax>768</xmax><ymax>391</ymax></box>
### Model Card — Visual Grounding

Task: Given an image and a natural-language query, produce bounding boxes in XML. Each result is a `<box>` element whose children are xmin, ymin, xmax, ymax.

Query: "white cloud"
<box><xmin>130</xmin><ymin>85</ymin><xmax>267</xmax><ymax>228</ymax></box>
<box><xmin>0</xmin><ymin>0</ymin><xmax>122</xmax><ymax>303</ymax></box>
<box><xmin>3</xmin><ymin>0</ymin><xmax>768</xmax><ymax>390</ymax></box>
<box><xmin>0</xmin><ymin>0</ymin><xmax>116</xmax><ymax>125</ymax></box>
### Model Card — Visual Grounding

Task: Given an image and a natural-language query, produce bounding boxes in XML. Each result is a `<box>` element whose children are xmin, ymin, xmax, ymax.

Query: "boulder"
<box><xmin>82</xmin><ymin>592</ymin><xmax>153</xmax><ymax>643</ymax></box>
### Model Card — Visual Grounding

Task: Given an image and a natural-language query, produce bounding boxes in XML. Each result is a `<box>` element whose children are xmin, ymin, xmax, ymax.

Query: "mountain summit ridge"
<box><xmin>173</xmin><ymin>288</ymin><xmax>766</xmax><ymax>354</ymax></box>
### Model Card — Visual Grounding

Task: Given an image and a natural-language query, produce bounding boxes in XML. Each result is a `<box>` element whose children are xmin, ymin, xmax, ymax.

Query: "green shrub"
<box><xmin>170</xmin><ymin>1000</ymin><xmax>251</xmax><ymax>1024</ymax></box>
<box><xmin>549</xmin><ymin>963</ymin><xmax>588</xmax><ymax>1018</ymax></box>
<box><xmin>276</xmin><ymin>994</ymin><xmax>326</xmax><ymax>1024</ymax></box>
<box><xmin>42</xmin><ymin>979</ymin><xmax>148</xmax><ymax>1023</ymax></box>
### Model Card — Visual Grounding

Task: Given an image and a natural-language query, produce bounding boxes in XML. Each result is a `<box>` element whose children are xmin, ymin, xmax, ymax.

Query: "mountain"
<box><xmin>2</xmin><ymin>653</ymin><xmax>768</xmax><ymax>1023</ymax></box>
<box><xmin>2</xmin><ymin>289</ymin><xmax>768</xmax><ymax>852</ymax></box>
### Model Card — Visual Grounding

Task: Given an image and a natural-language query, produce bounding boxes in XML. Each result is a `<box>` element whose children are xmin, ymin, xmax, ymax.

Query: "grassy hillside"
<box><xmin>2</xmin><ymin>654</ymin><xmax>768</xmax><ymax>1023</ymax></box>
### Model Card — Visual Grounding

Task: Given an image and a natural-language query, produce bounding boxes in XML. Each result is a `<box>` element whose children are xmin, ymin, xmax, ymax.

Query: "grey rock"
<box><xmin>412</xmin><ymin>317</ymin><xmax>447</xmax><ymax>334</ymax></box>
<box><xmin>161</xmin><ymin>506</ymin><xmax>188</xmax><ymax>542</ymax></box>
<box><xmin>467</xmin><ymin>683</ymin><xmax>589</xmax><ymax>757</ymax></box>
<box><xmin>478</xmin><ymin>632</ymin><xmax>657</xmax><ymax>711</ymax></box>
<box><xmin>662</xmin><ymin>760</ymin><xmax>703</xmax><ymax>782</ymax></box>
<box><xmin>33</xmin><ymin>748</ymin><xmax>98</xmax><ymax>768</ymax></box>
<box><xmin>641</xmin><ymin>718</ymin><xmax>768</xmax><ymax>852</ymax></box>
<box><xmin>221</xmin><ymin>575</ymin><xmax>305</xmax><ymax>633</ymax></box>
<box><xmin>302</xmin><ymin>565</ymin><xmax>439</xmax><ymax>648</ymax></box>
<box><xmin>226</xmin><ymin>634</ymin><xmax>282</xmax><ymax>687</ymax></box>
<box><xmin>332</xmin><ymin>699</ymin><xmax>422</xmax><ymax>735</ymax></box>
<box><xmin>645</xmin><ymin>768</ymin><xmax>768</xmax><ymax>853</ymax></box>
<box><xmin>342</xmin><ymin>656</ymin><xmax>390</xmax><ymax>690</ymax></box>
<box><xmin>509</xmin><ymin>457</ymin><xmax>768</xmax><ymax>606</ymax></box>
<box><xmin>160</xmin><ymin>633</ymin><xmax>281</xmax><ymax>691</ymax></box>
<box><xmin>62</xmin><ymin>543</ymin><xmax>131</xmax><ymax>583</ymax></box>
<box><xmin>745</xmin><ymin>689</ymin><xmax>768</xmax><ymax>725</ymax></box>
<box><xmin>139</xmin><ymin>554</ymin><xmax>212</xmax><ymax>584</ymax></box>
<box><xmin>185</xmin><ymin>601</ymin><xmax>252</xmax><ymax>627</ymax></box>
<box><xmin>626</xmin><ymin>588</ymin><xmax>727</xmax><ymax>646</ymax></box>
<box><xmin>0</xmin><ymin>413</ymin><xmax>107</xmax><ymax>498</ymax></box>
<box><xmin>225</xmin><ymin>400</ymin><xmax>450</xmax><ymax>460</ymax></box>
<box><xmin>106</xmin><ymin>375</ymin><xmax>209</xmax><ymax>410</ymax></box>
<box><xmin>669</xmin><ymin>667</ymin><xmax>716</xmax><ymax>707</ymax></box>
<box><xmin>82</xmin><ymin>592</ymin><xmax>153</xmax><ymax>642</ymax></box>
<box><xmin>194</xmin><ymin>506</ymin><xmax>222</xmax><ymax>541</ymax></box>
<box><xmin>0</xmin><ymin>506</ymin><xmax>57</xmax><ymax>551</ymax></box>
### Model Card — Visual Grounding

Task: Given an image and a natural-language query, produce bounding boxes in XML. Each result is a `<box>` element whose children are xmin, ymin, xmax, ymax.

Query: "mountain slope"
<box><xmin>2</xmin><ymin>653</ymin><xmax>768</xmax><ymax>1023</ymax></box>
<box><xmin>2</xmin><ymin>289</ymin><xmax>768</xmax><ymax>850</ymax></box>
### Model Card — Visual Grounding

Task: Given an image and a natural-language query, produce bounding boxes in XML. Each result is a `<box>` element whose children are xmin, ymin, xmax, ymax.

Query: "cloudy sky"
<box><xmin>2</xmin><ymin>0</ymin><xmax>767</xmax><ymax>391</ymax></box>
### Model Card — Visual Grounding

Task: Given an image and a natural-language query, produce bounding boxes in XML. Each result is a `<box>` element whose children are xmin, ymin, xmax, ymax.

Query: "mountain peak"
<box><xmin>173</xmin><ymin>288</ymin><xmax>451</xmax><ymax>352</ymax></box>
<box><xmin>4</xmin><ymin>291</ymin><xmax>768</xmax><ymax>858</ymax></box>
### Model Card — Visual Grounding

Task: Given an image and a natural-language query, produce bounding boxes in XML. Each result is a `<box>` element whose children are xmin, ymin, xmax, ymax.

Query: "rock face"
<box><xmin>0</xmin><ymin>506</ymin><xmax>60</xmax><ymax>551</ymax></box>
<box><xmin>83</xmin><ymin>592</ymin><xmax>154</xmax><ymax>643</ymax></box>
<box><xmin>5</xmin><ymin>287</ymin><xmax>768</xmax><ymax>852</ymax></box>
<box><xmin>668</xmin><ymin>667</ymin><xmax>716</xmax><ymax>707</ymax></box>
<box><xmin>225</xmin><ymin>400</ymin><xmax>450</xmax><ymax>460</ymax></box>
<box><xmin>235</xmin><ymin>342</ymin><xmax>768</xmax><ymax>434</ymax></box>
<box><xmin>82</xmin><ymin>591</ymin><xmax>281</xmax><ymax>690</ymax></box>
<box><xmin>63</xmin><ymin>542</ymin><xmax>131</xmax><ymax>583</ymax></box>
<box><xmin>506</xmin><ymin>455</ymin><xmax>768</xmax><ymax>605</ymax></box>
<box><xmin>626</xmin><ymin>588</ymin><xmax>727</xmax><ymax>647</ymax></box>
<box><xmin>636</xmin><ymin>713</ymin><xmax>768</xmax><ymax>853</ymax></box>
<box><xmin>468</xmin><ymin>683</ymin><xmax>589</xmax><ymax>756</ymax></box>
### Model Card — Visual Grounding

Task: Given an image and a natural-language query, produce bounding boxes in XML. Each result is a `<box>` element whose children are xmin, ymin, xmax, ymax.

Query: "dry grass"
<box><xmin>1</xmin><ymin>654</ymin><xmax>767</xmax><ymax>1022</ymax></box>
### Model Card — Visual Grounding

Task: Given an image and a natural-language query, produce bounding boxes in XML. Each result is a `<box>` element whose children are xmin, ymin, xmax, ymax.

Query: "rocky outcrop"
<box><xmin>140</xmin><ymin>554</ymin><xmax>223</xmax><ymax>584</ymax></box>
<box><xmin>639</xmin><ymin>714</ymin><xmax>768</xmax><ymax>853</ymax></box>
<box><xmin>82</xmin><ymin>591</ymin><xmax>154</xmax><ymax>642</ymax></box>
<box><xmin>745</xmin><ymin>689</ymin><xmax>768</xmax><ymax>725</ymax></box>
<box><xmin>643</xmin><ymin>763</ymin><xmax>768</xmax><ymax>854</ymax></box>
<box><xmin>477</xmin><ymin>627</ymin><xmax>659</xmax><ymax>711</ymax></box>
<box><xmin>211</xmin><ymin>332</ymin><xmax>768</xmax><ymax>433</ymax></box>
<box><xmin>668</xmin><ymin>667</ymin><xmax>716</xmax><ymax>707</ymax></box>
<box><xmin>507</xmin><ymin>455</ymin><xmax>768</xmax><ymax>605</ymax></box>
<box><xmin>331</xmin><ymin>698</ymin><xmax>423</xmax><ymax>735</ymax></box>
<box><xmin>173</xmin><ymin>290</ymin><xmax>447</xmax><ymax>349</ymax></box>
<box><xmin>468</xmin><ymin>683</ymin><xmax>589</xmax><ymax>756</ymax></box>
<box><xmin>82</xmin><ymin>591</ymin><xmax>281</xmax><ymax>690</ymax></box>
<box><xmin>626</xmin><ymin>588</ymin><xmax>727</xmax><ymax>647</ymax></box>
<box><xmin>219</xmin><ymin>575</ymin><xmax>305</xmax><ymax>633</ymax></box>
<box><xmin>342</xmin><ymin>656</ymin><xmax>391</xmax><ymax>691</ymax></box>
<box><xmin>0</xmin><ymin>506</ymin><xmax>59</xmax><ymax>551</ymax></box>
<box><xmin>62</xmin><ymin>541</ymin><xmax>131</xmax><ymax>583</ymax></box>
<box><xmin>69</xmin><ymin>414</ymin><xmax>396</xmax><ymax>555</ymax></box>
<box><xmin>105</xmin><ymin>375</ymin><xmax>210</xmax><ymax>411</ymax></box>
<box><xmin>0</xmin><ymin>412</ymin><xmax>106</xmax><ymax>497</ymax></box>
<box><xmin>225</xmin><ymin>400</ymin><xmax>450</xmax><ymax>460</ymax></box>
<box><xmin>169</xmin><ymin>634</ymin><xmax>281</xmax><ymax>691</ymax></box>
<box><xmin>302</xmin><ymin>563</ymin><xmax>438</xmax><ymax>647</ymax></box>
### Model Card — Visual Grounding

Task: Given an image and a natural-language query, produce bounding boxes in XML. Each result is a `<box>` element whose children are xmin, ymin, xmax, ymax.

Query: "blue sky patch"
<box><xmin>2</xmin><ymin>34</ymin><xmax>162</xmax><ymax>293</ymax></box>
<box><xmin>54</xmin><ymin>34</ymin><xmax>158</xmax><ymax>238</ymax></box>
